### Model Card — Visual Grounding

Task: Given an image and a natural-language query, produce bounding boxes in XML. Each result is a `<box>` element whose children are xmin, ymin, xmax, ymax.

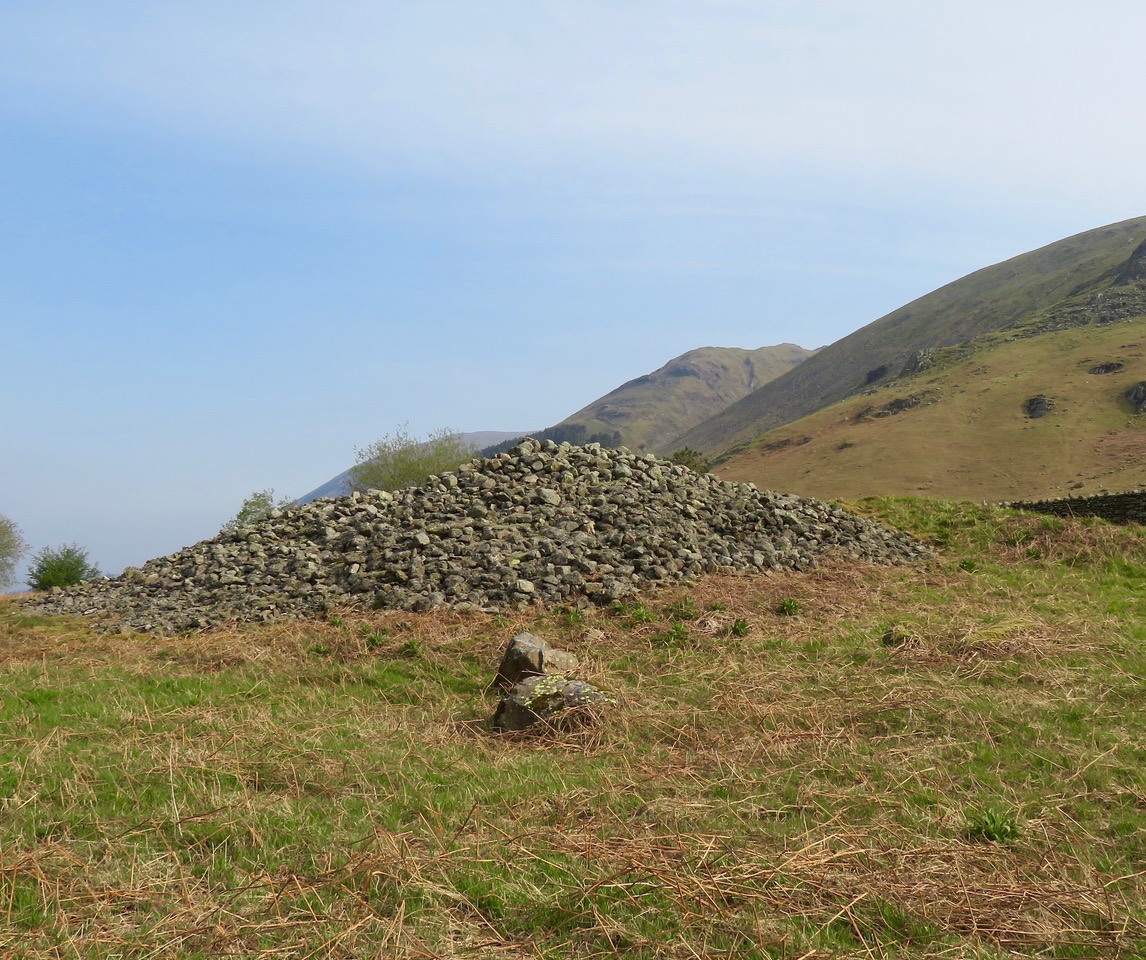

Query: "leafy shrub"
<box><xmin>222</xmin><ymin>488</ymin><xmax>291</xmax><ymax>531</ymax></box>
<box><xmin>0</xmin><ymin>513</ymin><xmax>28</xmax><ymax>591</ymax></box>
<box><xmin>350</xmin><ymin>423</ymin><xmax>474</xmax><ymax>493</ymax></box>
<box><xmin>27</xmin><ymin>543</ymin><xmax>101</xmax><ymax>591</ymax></box>
<box><xmin>668</xmin><ymin>448</ymin><xmax>710</xmax><ymax>474</ymax></box>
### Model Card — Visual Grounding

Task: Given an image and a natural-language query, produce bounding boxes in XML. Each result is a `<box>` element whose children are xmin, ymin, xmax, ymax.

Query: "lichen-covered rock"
<box><xmin>493</xmin><ymin>632</ymin><xmax>579</xmax><ymax>691</ymax></box>
<box><xmin>491</xmin><ymin>674</ymin><xmax>615</xmax><ymax>732</ymax></box>
<box><xmin>23</xmin><ymin>440</ymin><xmax>929</xmax><ymax>634</ymax></box>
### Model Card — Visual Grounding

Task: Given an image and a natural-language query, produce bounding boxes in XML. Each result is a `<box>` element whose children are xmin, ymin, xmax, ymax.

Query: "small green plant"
<box><xmin>329</xmin><ymin>615</ymin><xmax>344</xmax><ymax>628</ymax></box>
<box><xmin>613</xmin><ymin>602</ymin><xmax>656</xmax><ymax>626</ymax></box>
<box><xmin>398</xmin><ymin>637</ymin><xmax>422</xmax><ymax>659</ymax></box>
<box><xmin>728</xmin><ymin>618</ymin><xmax>750</xmax><ymax>637</ymax></box>
<box><xmin>776</xmin><ymin>598</ymin><xmax>800</xmax><ymax>617</ymax></box>
<box><xmin>959</xmin><ymin>557</ymin><xmax>978</xmax><ymax>572</ymax></box>
<box><xmin>308</xmin><ymin>642</ymin><xmax>331</xmax><ymax>656</ymax></box>
<box><xmin>27</xmin><ymin>543</ymin><xmax>102</xmax><ymax>591</ymax></box>
<box><xmin>664</xmin><ymin>597</ymin><xmax>700</xmax><ymax>621</ymax></box>
<box><xmin>1002</xmin><ymin>529</ymin><xmax>1033</xmax><ymax>547</ymax></box>
<box><xmin>651</xmin><ymin>622</ymin><xmax>691</xmax><ymax>648</ymax></box>
<box><xmin>965</xmin><ymin>807</ymin><xmax>1022</xmax><ymax>844</ymax></box>
<box><xmin>707</xmin><ymin>601</ymin><xmax>727</xmax><ymax>612</ymax></box>
<box><xmin>360</xmin><ymin>625</ymin><xmax>390</xmax><ymax>650</ymax></box>
<box><xmin>559</xmin><ymin>607</ymin><xmax>585</xmax><ymax>627</ymax></box>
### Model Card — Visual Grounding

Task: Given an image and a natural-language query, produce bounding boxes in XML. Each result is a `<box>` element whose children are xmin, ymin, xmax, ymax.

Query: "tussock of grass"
<box><xmin>1</xmin><ymin>500</ymin><xmax>1145</xmax><ymax>957</ymax></box>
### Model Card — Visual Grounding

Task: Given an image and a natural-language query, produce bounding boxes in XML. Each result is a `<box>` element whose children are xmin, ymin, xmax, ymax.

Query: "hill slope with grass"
<box><xmin>717</xmin><ymin>313</ymin><xmax>1146</xmax><ymax>501</ymax></box>
<box><xmin>3</xmin><ymin>499</ymin><xmax>1145</xmax><ymax>957</ymax></box>
<box><xmin>669</xmin><ymin>215</ymin><xmax>1146</xmax><ymax>458</ymax></box>
<box><xmin>531</xmin><ymin>343</ymin><xmax>814</xmax><ymax>453</ymax></box>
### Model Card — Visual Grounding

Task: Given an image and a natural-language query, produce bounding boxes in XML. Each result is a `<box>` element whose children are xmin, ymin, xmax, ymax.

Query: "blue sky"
<box><xmin>2</xmin><ymin>0</ymin><xmax>1143</xmax><ymax>582</ymax></box>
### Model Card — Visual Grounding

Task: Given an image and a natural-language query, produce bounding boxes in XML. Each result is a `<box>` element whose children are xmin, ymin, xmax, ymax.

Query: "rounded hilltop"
<box><xmin>26</xmin><ymin>440</ymin><xmax>928</xmax><ymax>634</ymax></box>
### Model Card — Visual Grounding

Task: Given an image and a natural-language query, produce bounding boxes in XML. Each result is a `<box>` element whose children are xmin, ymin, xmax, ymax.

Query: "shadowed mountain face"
<box><xmin>540</xmin><ymin>343</ymin><xmax>815</xmax><ymax>454</ymax></box>
<box><xmin>673</xmin><ymin>216</ymin><xmax>1146</xmax><ymax>458</ymax></box>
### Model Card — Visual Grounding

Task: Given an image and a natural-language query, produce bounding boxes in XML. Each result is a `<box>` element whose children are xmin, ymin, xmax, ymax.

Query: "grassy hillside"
<box><xmin>672</xmin><ymin>216</ymin><xmax>1146</xmax><ymax>457</ymax></box>
<box><xmin>3</xmin><ymin>501</ymin><xmax>1145</xmax><ymax>958</ymax></box>
<box><xmin>717</xmin><ymin>314</ymin><xmax>1146</xmax><ymax>501</ymax></box>
<box><xmin>543</xmin><ymin>343</ymin><xmax>814</xmax><ymax>453</ymax></box>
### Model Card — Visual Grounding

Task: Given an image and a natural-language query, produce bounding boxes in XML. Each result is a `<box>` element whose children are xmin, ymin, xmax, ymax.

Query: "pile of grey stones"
<box><xmin>26</xmin><ymin>440</ymin><xmax>928</xmax><ymax>634</ymax></box>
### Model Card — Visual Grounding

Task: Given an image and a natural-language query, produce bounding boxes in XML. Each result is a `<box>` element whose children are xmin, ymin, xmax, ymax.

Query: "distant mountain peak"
<box><xmin>530</xmin><ymin>343</ymin><xmax>815</xmax><ymax>455</ymax></box>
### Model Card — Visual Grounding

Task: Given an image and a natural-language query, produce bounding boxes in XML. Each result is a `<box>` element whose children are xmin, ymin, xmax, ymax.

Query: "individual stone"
<box><xmin>491</xmin><ymin>674</ymin><xmax>614</xmax><ymax>732</ymax></box>
<box><xmin>492</xmin><ymin>632</ymin><xmax>580</xmax><ymax>691</ymax></box>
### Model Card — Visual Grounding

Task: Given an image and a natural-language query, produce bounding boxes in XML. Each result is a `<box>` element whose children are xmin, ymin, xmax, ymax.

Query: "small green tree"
<box><xmin>669</xmin><ymin>447</ymin><xmax>710</xmax><ymax>474</ymax></box>
<box><xmin>0</xmin><ymin>513</ymin><xmax>29</xmax><ymax>592</ymax></box>
<box><xmin>349</xmin><ymin>424</ymin><xmax>474</xmax><ymax>493</ymax></box>
<box><xmin>223</xmin><ymin>488</ymin><xmax>291</xmax><ymax>532</ymax></box>
<box><xmin>27</xmin><ymin>543</ymin><xmax>102</xmax><ymax>591</ymax></box>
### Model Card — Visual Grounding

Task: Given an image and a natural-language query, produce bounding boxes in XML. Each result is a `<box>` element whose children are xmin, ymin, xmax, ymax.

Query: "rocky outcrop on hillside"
<box><xmin>1125</xmin><ymin>382</ymin><xmax>1146</xmax><ymax>414</ymax></box>
<box><xmin>1021</xmin><ymin>287</ymin><xmax>1146</xmax><ymax>338</ymax></box>
<box><xmin>24</xmin><ymin>441</ymin><xmax>928</xmax><ymax>634</ymax></box>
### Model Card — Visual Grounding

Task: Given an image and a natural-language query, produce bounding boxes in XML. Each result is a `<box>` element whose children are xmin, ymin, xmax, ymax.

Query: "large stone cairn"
<box><xmin>25</xmin><ymin>440</ymin><xmax>928</xmax><ymax>634</ymax></box>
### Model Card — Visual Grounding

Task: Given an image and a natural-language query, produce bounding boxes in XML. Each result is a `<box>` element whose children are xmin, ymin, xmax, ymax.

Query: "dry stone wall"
<box><xmin>1006</xmin><ymin>490</ymin><xmax>1146</xmax><ymax>525</ymax></box>
<box><xmin>25</xmin><ymin>440</ymin><xmax>929</xmax><ymax>634</ymax></box>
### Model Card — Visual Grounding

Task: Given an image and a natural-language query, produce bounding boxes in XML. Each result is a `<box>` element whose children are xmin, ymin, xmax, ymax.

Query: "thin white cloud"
<box><xmin>2</xmin><ymin>0</ymin><xmax>1143</xmax><ymax>200</ymax></box>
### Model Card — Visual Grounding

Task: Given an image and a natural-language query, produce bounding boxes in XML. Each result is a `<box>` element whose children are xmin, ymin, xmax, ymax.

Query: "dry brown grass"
<box><xmin>2</xmin><ymin>509</ymin><xmax>1145</xmax><ymax>957</ymax></box>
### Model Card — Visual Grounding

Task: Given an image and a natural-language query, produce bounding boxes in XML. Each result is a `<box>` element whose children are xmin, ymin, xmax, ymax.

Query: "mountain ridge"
<box><xmin>530</xmin><ymin>343</ymin><xmax>815</xmax><ymax>453</ymax></box>
<box><xmin>668</xmin><ymin>215</ymin><xmax>1146</xmax><ymax>457</ymax></box>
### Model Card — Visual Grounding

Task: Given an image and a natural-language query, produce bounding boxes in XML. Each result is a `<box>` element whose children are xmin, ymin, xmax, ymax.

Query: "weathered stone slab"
<box><xmin>492</xmin><ymin>632</ymin><xmax>580</xmax><ymax>691</ymax></box>
<box><xmin>491</xmin><ymin>674</ymin><xmax>614</xmax><ymax>732</ymax></box>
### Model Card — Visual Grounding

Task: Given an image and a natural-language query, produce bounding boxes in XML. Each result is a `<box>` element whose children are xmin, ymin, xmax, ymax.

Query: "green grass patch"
<box><xmin>1</xmin><ymin>501</ymin><xmax>1145</xmax><ymax>956</ymax></box>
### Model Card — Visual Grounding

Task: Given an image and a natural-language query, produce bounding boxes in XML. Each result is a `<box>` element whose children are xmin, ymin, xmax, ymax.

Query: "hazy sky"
<box><xmin>3</xmin><ymin>1</ymin><xmax>1144</xmax><ymax>581</ymax></box>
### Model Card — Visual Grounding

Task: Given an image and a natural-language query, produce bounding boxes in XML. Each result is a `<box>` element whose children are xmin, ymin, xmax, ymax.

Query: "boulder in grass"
<box><xmin>491</xmin><ymin>674</ymin><xmax>614</xmax><ymax>733</ymax></box>
<box><xmin>492</xmin><ymin>632</ymin><xmax>579</xmax><ymax>691</ymax></box>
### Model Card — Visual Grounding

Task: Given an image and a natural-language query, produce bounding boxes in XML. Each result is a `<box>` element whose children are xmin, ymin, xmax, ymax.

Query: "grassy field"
<box><xmin>1</xmin><ymin>500</ymin><xmax>1144</xmax><ymax>958</ymax></box>
<box><xmin>719</xmin><ymin>317</ymin><xmax>1146</xmax><ymax>502</ymax></box>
